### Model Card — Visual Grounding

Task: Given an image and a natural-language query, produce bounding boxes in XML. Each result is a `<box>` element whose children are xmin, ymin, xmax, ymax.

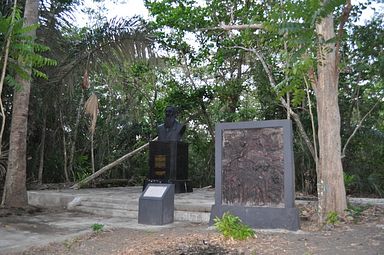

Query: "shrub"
<box><xmin>214</xmin><ymin>212</ymin><xmax>255</xmax><ymax>240</ymax></box>
<box><xmin>345</xmin><ymin>203</ymin><xmax>370</xmax><ymax>223</ymax></box>
<box><xmin>326</xmin><ymin>211</ymin><xmax>339</xmax><ymax>225</ymax></box>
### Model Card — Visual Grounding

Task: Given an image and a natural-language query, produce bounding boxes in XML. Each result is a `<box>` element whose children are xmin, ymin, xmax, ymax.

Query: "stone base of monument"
<box><xmin>209</xmin><ymin>204</ymin><xmax>300</xmax><ymax>231</ymax></box>
<box><xmin>144</xmin><ymin>141</ymin><xmax>193</xmax><ymax>194</ymax></box>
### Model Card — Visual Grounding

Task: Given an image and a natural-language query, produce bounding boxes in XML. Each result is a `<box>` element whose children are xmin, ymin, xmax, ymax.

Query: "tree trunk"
<box><xmin>37</xmin><ymin>107</ymin><xmax>47</xmax><ymax>185</ymax></box>
<box><xmin>59</xmin><ymin>108</ymin><xmax>69</xmax><ymax>182</ymax></box>
<box><xmin>71</xmin><ymin>139</ymin><xmax>155</xmax><ymax>189</ymax></box>
<box><xmin>1</xmin><ymin>0</ymin><xmax>39</xmax><ymax>208</ymax></box>
<box><xmin>315</xmin><ymin>13</ymin><xmax>347</xmax><ymax>222</ymax></box>
<box><xmin>90</xmin><ymin>132</ymin><xmax>95</xmax><ymax>175</ymax></box>
<box><xmin>0</xmin><ymin>0</ymin><xmax>18</xmax><ymax>156</ymax></box>
<box><xmin>68</xmin><ymin>91</ymin><xmax>84</xmax><ymax>180</ymax></box>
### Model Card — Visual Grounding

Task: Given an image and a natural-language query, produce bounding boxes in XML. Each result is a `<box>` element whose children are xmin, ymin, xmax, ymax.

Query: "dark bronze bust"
<box><xmin>157</xmin><ymin>106</ymin><xmax>186</xmax><ymax>142</ymax></box>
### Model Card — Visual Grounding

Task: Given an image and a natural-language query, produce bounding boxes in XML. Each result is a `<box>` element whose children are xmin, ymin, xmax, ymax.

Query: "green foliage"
<box><xmin>326</xmin><ymin>211</ymin><xmax>339</xmax><ymax>225</ymax></box>
<box><xmin>314</xmin><ymin>0</ymin><xmax>345</xmax><ymax>24</ymax></box>
<box><xmin>367</xmin><ymin>172</ymin><xmax>384</xmax><ymax>197</ymax></box>
<box><xmin>214</xmin><ymin>212</ymin><xmax>255</xmax><ymax>240</ymax></box>
<box><xmin>91</xmin><ymin>223</ymin><xmax>104</xmax><ymax>233</ymax></box>
<box><xmin>74</xmin><ymin>155</ymin><xmax>92</xmax><ymax>182</ymax></box>
<box><xmin>0</xmin><ymin>6</ymin><xmax>57</xmax><ymax>90</ymax></box>
<box><xmin>74</xmin><ymin>169</ymin><xmax>91</xmax><ymax>183</ymax></box>
<box><xmin>10</xmin><ymin>0</ymin><xmax>382</xmax><ymax>202</ymax></box>
<box><xmin>342</xmin><ymin>128</ymin><xmax>384</xmax><ymax>197</ymax></box>
<box><xmin>344</xmin><ymin>172</ymin><xmax>357</xmax><ymax>193</ymax></box>
<box><xmin>345</xmin><ymin>204</ymin><xmax>370</xmax><ymax>223</ymax></box>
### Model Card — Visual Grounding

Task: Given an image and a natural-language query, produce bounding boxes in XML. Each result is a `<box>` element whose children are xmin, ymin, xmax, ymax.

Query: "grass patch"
<box><xmin>91</xmin><ymin>223</ymin><xmax>104</xmax><ymax>233</ymax></box>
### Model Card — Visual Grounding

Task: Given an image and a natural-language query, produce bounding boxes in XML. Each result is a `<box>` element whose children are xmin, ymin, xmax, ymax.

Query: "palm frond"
<box><xmin>84</xmin><ymin>93</ymin><xmax>98</xmax><ymax>134</ymax></box>
<box><xmin>48</xmin><ymin>16</ymin><xmax>157</xmax><ymax>87</ymax></box>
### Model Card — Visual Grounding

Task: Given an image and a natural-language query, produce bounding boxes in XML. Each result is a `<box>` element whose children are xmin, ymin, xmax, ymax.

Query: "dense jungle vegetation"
<box><xmin>0</xmin><ymin>0</ymin><xmax>383</xmax><ymax>200</ymax></box>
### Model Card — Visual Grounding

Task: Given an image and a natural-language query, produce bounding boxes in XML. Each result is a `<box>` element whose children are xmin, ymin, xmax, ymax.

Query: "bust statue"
<box><xmin>157</xmin><ymin>106</ymin><xmax>186</xmax><ymax>142</ymax></box>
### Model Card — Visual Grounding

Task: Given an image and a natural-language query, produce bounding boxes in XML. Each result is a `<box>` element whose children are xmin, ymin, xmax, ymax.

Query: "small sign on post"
<box><xmin>138</xmin><ymin>183</ymin><xmax>175</xmax><ymax>225</ymax></box>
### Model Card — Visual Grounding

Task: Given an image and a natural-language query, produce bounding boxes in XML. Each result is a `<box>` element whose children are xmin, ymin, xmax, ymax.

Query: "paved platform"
<box><xmin>27</xmin><ymin>186</ymin><xmax>384</xmax><ymax>224</ymax></box>
<box><xmin>28</xmin><ymin>186</ymin><xmax>215</xmax><ymax>223</ymax></box>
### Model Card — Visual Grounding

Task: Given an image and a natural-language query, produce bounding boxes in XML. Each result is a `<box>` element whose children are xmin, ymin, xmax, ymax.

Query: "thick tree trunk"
<box><xmin>315</xmin><ymin>14</ymin><xmax>347</xmax><ymax>222</ymax></box>
<box><xmin>1</xmin><ymin>77</ymin><xmax>32</xmax><ymax>207</ymax></box>
<box><xmin>1</xmin><ymin>1</ymin><xmax>38</xmax><ymax>208</ymax></box>
<box><xmin>1</xmin><ymin>0</ymin><xmax>39</xmax><ymax>208</ymax></box>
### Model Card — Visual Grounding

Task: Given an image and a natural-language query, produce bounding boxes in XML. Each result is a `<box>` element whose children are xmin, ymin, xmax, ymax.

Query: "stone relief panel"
<box><xmin>222</xmin><ymin>128</ymin><xmax>284</xmax><ymax>207</ymax></box>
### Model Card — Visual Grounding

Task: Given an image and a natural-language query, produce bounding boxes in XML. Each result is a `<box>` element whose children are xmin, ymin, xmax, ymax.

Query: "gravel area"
<box><xmin>1</xmin><ymin>203</ymin><xmax>383</xmax><ymax>255</ymax></box>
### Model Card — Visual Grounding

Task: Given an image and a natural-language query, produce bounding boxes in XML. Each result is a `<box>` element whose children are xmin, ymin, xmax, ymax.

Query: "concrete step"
<box><xmin>84</xmin><ymin>196</ymin><xmax>140</xmax><ymax>204</ymax></box>
<box><xmin>80</xmin><ymin>198</ymin><xmax>211</xmax><ymax>212</ymax></box>
<box><xmin>71</xmin><ymin>204</ymin><xmax>210</xmax><ymax>223</ymax></box>
<box><xmin>80</xmin><ymin>200</ymin><xmax>138</xmax><ymax>211</ymax></box>
<box><xmin>73</xmin><ymin>205</ymin><xmax>138</xmax><ymax>218</ymax></box>
<box><xmin>70</xmin><ymin>197</ymin><xmax>211</xmax><ymax>223</ymax></box>
<box><xmin>76</xmin><ymin>195</ymin><xmax>211</xmax><ymax>212</ymax></box>
<box><xmin>175</xmin><ymin>211</ymin><xmax>211</xmax><ymax>223</ymax></box>
<box><xmin>175</xmin><ymin>202</ymin><xmax>212</xmax><ymax>212</ymax></box>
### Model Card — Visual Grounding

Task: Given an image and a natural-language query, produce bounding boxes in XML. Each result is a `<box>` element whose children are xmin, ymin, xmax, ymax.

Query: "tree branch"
<box><xmin>200</xmin><ymin>23</ymin><xmax>264</xmax><ymax>31</ymax></box>
<box><xmin>304</xmin><ymin>76</ymin><xmax>319</xmax><ymax>173</ymax></box>
<box><xmin>341</xmin><ymin>100</ymin><xmax>380</xmax><ymax>158</ymax></box>
<box><xmin>335</xmin><ymin>0</ymin><xmax>352</xmax><ymax>66</ymax></box>
<box><xmin>233</xmin><ymin>46</ymin><xmax>317</xmax><ymax>162</ymax></box>
<box><xmin>181</xmin><ymin>54</ymin><xmax>215</xmax><ymax>139</ymax></box>
<box><xmin>308</xmin><ymin>67</ymin><xmax>318</xmax><ymax>94</ymax></box>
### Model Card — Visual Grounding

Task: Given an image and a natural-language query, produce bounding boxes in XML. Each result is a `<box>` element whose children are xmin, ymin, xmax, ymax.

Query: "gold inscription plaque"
<box><xmin>154</xmin><ymin>155</ymin><xmax>166</xmax><ymax>169</ymax></box>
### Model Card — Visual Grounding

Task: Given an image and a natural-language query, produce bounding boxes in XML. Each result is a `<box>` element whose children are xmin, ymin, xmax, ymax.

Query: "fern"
<box><xmin>32</xmin><ymin>69</ymin><xmax>48</xmax><ymax>79</ymax></box>
<box><xmin>18</xmin><ymin>23</ymin><xmax>39</xmax><ymax>35</ymax></box>
<box><xmin>10</xmin><ymin>63</ymin><xmax>31</xmax><ymax>81</ymax></box>
<box><xmin>1</xmin><ymin>10</ymin><xmax>57</xmax><ymax>86</ymax></box>
<box><xmin>5</xmin><ymin>75</ymin><xmax>19</xmax><ymax>89</ymax></box>
<box><xmin>311</xmin><ymin>0</ymin><xmax>345</xmax><ymax>25</ymax></box>
<box><xmin>33</xmin><ymin>43</ymin><xmax>51</xmax><ymax>53</ymax></box>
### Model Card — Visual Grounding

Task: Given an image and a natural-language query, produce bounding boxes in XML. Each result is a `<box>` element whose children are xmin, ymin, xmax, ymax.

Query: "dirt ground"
<box><xmin>1</xmin><ymin>203</ymin><xmax>383</xmax><ymax>255</ymax></box>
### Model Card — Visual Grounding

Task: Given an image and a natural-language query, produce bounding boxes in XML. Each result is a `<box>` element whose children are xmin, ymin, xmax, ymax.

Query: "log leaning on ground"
<box><xmin>70</xmin><ymin>138</ymin><xmax>157</xmax><ymax>189</ymax></box>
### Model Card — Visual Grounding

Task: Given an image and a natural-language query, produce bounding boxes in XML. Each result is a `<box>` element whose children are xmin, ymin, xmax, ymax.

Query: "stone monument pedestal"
<box><xmin>144</xmin><ymin>141</ymin><xmax>192</xmax><ymax>193</ymax></box>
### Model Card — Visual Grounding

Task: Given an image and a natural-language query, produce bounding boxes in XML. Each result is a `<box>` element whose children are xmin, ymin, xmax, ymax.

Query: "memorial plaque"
<box><xmin>222</xmin><ymin>128</ymin><xmax>284</xmax><ymax>207</ymax></box>
<box><xmin>154</xmin><ymin>155</ymin><xmax>167</xmax><ymax>177</ymax></box>
<box><xmin>210</xmin><ymin>120</ymin><xmax>300</xmax><ymax>230</ymax></box>
<box><xmin>143</xmin><ymin>185</ymin><xmax>168</xmax><ymax>198</ymax></box>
